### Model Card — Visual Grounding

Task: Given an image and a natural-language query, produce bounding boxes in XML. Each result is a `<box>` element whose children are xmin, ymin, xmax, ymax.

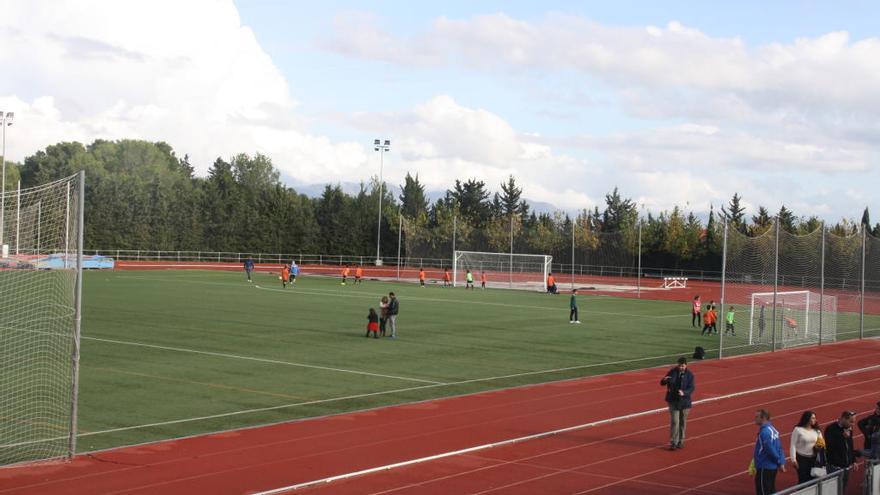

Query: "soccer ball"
<box><xmin>278</xmin><ymin>276</ymin><xmax>282</xmax><ymax>280</ymax></box>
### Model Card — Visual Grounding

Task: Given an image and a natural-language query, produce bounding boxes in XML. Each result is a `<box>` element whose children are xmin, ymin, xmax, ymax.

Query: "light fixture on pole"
<box><xmin>373</xmin><ymin>138</ymin><xmax>391</xmax><ymax>265</ymax></box>
<box><xmin>1</xmin><ymin>111</ymin><xmax>14</xmax><ymax>252</ymax></box>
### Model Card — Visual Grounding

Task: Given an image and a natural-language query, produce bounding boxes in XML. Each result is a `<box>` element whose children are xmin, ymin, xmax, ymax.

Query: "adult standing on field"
<box><xmin>387</xmin><ymin>292</ymin><xmax>399</xmax><ymax>339</ymax></box>
<box><xmin>660</xmin><ymin>357</ymin><xmax>695</xmax><ymax>450</ymax></box>
<box><xmin>753</xmin><ymin>409</ymin><xmax>786</xmax><ymax>495</ymax></box>
<box><xmin>244</xmin><ymin>256</ymin><xmax>255</xmax><ymax>282</ymax></box>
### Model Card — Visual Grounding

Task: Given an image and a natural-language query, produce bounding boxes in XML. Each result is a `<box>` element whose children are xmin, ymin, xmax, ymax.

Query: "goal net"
<box><xmin>0</xmin><ymin>172</ymin><xmax>84</xmax><ymax>465</ymax></box>
<box><xmin>748</xmin><ymin>290</ymin><xmax>837</xmax><ymax>348</ymax></box>
<box><xmin>453</xmin><ymin>251</ymin><xmax>552</xmax><ymax>292</ymax></box>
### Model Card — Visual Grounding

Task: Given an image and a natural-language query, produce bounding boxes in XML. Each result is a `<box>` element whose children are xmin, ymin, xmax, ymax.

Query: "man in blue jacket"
<box><xmin>244</xmin><ymin>257</ymin><xmax>255</xmax><ymax>282</ymax></box>
<box><xmin>660</xmin><ymin>357</ymin><xmax>695</xmax><ymax>450</ymax></box>
<box><xmin>753</xmin><ymin>409</ymin><xmax>786</xmax><ymax>495</ymax></box>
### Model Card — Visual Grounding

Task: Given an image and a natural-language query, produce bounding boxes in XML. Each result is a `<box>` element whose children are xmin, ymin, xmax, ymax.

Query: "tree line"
<box><xmin>6</xmin><ymin>139</ymin><xmax>878</xmax><ymax>270</ymax></box>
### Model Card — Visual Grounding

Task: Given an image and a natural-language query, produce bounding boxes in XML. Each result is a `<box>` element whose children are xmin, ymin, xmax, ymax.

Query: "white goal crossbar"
<box><xmin>453</xmin><ymin>251</ymin><xmax>552</xmax><ymax>292</ymax></box>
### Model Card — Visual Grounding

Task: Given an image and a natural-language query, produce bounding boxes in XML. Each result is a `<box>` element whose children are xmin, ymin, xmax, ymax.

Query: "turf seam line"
<box><xmin>84</xmin><ymin>336</ymin><xmax>445</xmax><ymax>385</ymax></box>
<box><xmin>250</xmin><ymin>369</ymin><xmax>847</xmax><ymax>494</ymax></box>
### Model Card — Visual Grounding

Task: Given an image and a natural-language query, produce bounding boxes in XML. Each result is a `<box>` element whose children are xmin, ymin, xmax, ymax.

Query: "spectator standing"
<box><xmin>824</xmin><ymin>410</ymin><xmax>861</xmax><ymax>490</ymax></box>
<box><xmin>660</xmin><ymin>357</ymin><xmax>695</xmax><ymax>450</ymax></box>
<box><xmin>753</xmin><ymin>409</ymin><xmax>786</xmax><ymax>495</ymax></box>
<box><xmin>692</xmin><ymin>295</ymin><xmax>701</xmax><ymax>327</ymax></box>
<box><xmin>858</xmin><ymin>401</ymin><xmax>880</xmax><ymax>451</ymax></box>
<box><xmin>790</xmin><ymin>410</ymin><xmax>823</xmax><ymax>484</ymax></box>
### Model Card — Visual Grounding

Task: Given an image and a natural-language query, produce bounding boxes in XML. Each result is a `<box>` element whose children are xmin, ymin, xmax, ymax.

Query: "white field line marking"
<box><xmin>251</xmin><ymin>371</ymin><xmax>839</xmax><ymax>494</ymax></box>
<box><xmin>1</xmin><ymin>347</ymin><xmax>727</xmax><ymax>450</ymax></box>
<box><xmin>122</xmin><ymin>274</ymin><xmax>682</xmax><ymax>319</ymax></box>
<box><xmin>84</xmin><ymin>336</ymin><xmax>444</xmax><ymax>385</ymax></box>
<box><xmin>405</xmin><ymin>384</ymin><xmax>880</xmax><ymax>495</ymax></box>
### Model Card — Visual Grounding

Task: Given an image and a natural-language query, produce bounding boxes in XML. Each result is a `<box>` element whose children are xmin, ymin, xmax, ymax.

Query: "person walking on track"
<box><xmin>753</xmin><ymin>409</ymin><xmax>786</xmax><ymax>495</ymax></box>
<box><xmin>660</xmin><ymin>357</ymin><xmax>695</xmax><ymax>450</ymax></box>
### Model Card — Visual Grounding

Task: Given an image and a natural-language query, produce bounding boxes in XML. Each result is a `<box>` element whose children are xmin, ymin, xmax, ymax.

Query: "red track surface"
<box><xmin>2</xmin><ymin>339</ymin><xmax>879</xmax><ymax>495</ymax></box>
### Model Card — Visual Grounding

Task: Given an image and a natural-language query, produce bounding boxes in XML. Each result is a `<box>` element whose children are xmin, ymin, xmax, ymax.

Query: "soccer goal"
<box><xmin>748</xmin><ymin>290</ymin><xmax>837</xmax><ymax>348</ymax></box>
<box><xmin>453</xmin><ymin>251</ymin><xmax>552</xmax><ymax>292</ymax></box>
<box><xmin>0</xmin><ymin>172</ymin><xmax>85</xmax><ymax>465</ymax></box>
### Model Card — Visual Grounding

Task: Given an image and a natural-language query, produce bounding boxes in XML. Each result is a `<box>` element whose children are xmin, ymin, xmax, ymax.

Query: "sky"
<box><xmin>1</xmin><ymin>0</ymin><xmax>879</xmax><ymax>221</ymax></box>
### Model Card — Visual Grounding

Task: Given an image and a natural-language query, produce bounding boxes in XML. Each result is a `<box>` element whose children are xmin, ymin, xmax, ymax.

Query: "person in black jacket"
<box><xmin>824</xmin><ymin>410</ymin><xmax>862</xmax><ymax>490</ymax></box>
<box><xmin>858</xmin><ymin>401</ymin><xmax>880</xmax><ymax>451</ymax></box>
<box><xmin>660</xmin><ymin>357</ymin><xmax>695</xmax><ymax>450</ymax></box>
<box><xmin>387</xmin><ymin>292</ymin><xmax>399</xmax><ymax>339</ymax></box>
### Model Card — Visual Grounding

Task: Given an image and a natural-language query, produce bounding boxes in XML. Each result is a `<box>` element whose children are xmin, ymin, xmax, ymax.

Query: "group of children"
<box><xmin>340</xmin><ymin>265</ymin><xmax>364</xmax><ymax>285</ymax></box>
<box><xmin>692</xmin><ymin>295</ymin><xmax>736</xmax><ymax>336</ymax></box>
<box><xmin>279</xmin><ymin>260</ymin><xmax>300</xmax><ymax>287</ymax></box>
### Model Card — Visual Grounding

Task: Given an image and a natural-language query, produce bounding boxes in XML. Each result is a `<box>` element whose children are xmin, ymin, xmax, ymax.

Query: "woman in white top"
<box><xmin>790</xmin><ymin>410</ymin><xmax>822</xmax><ymax>484</ymax></box>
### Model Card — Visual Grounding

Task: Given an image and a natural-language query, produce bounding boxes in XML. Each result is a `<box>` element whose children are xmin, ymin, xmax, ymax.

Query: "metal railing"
<box><xmin>772</xmin><ymin>467</ymin><xmax>845</xmax><ymax>495</ymax></box>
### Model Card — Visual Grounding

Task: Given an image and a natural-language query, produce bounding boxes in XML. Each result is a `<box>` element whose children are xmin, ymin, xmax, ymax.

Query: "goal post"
<box><xmin>0</xmin><ymin>171</ymin><xmax>85</xmax><ymax>465</ymax></box>
<box><xmin>748</xmin><ymin>290</ymin><xmax>836</xmax><ymax>348</ymax></box>
<box><xmin>453</xmin><ymin>251</ymin><xmax>552</xmax><ymax>292</ymax></box>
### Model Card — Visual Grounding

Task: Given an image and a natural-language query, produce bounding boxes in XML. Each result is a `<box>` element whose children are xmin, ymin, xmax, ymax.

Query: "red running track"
<box><xmin>2</xmin><ymin>339</ymin><xmax>879</xmax><ymax>495</ymax></box>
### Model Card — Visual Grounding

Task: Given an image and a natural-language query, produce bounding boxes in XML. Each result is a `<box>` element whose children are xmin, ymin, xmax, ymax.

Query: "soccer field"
<box><xmin>74</xmin><ymin>269</ymin><xmax>877</xmax><ymax>453</ymax></box>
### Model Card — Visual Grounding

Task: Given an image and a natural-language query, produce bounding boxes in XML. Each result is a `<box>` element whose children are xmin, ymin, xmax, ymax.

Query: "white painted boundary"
<box><xmin>254</xmin><ymin>366</ymin><xmax>880</xmax><ymax>495</ymax></box>
<box><xmin>85</xmin><ymin>336</ymin><xmax>444</xmax><ymax>385</ymax></box>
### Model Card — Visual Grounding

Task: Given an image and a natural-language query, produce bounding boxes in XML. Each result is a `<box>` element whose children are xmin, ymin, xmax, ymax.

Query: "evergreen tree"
<box><xmin>750</xmin><ymin>206</ymin><xmax>773</xmax><ymax>236</ymax></box>
<box><xmin>778</xmin><ymin>205</ymin><xmax>796</xmax><ymax>233</ymax></box>
<box><xmin>399</xmin><ymin>172</ymin><xmax>428</xmax><ymax>219</ymax></box>
<box><xmin>721</xmin><ymin>193</ymin><xmax>747</xmax><ymax>233</ymax></box>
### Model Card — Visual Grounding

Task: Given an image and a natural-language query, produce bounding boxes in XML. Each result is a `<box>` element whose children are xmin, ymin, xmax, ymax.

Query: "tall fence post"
<box><xmin>819</xmin><ymin>223</ymin><xmax>825</xmax><ymax>345</ymax></box>
<box><xmin>719</xmin><ymin>219</ymin><xmax>728</xmax><ymax>359</ymax></box>
<box><xmin>396</xmin><ymin>210</ymin><xmax>402</xmax><ymax>281</ymax></box>
<box><xmin>861</xmin><ymin>225</ymin><xmax>867</xmax><ymax>339</ymax></box>
<box><xmin>637</xmin><ymin>221</ymin><xmax>642</xmax><ymax>298</ymax></box>
<box><xmin>509</xmin><ymin>215</ymin><xmax>513</xmax><ymax>289</ymax></box>
<box><xmin>571</xmin><ymin>219</ymin><xmax>575</xmax><ymax>291</ymax></box>
<box><xmin>772</xmin><ymin>219</ymin><xmax>780</xmax><ymax>352</ymax></box>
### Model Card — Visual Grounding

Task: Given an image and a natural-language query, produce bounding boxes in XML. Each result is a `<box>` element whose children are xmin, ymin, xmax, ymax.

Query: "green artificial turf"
<box><xmin>69</xmin><ymin>270</ymin><xmax>878</xmax><ymax>452</ymax></box>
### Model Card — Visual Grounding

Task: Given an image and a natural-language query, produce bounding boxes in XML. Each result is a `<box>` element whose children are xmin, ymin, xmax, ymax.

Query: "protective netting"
<box><xmin>721</xmin><ymin>223</ymin><xmax>777</xmax><ymax>355</ymax></box>
<box><xmin>570</xmin><ymin>225</ymin><xmax>638</xmax><ymax>293</ymax></box>
<box><xmin>824</xmin><ymin>230</ymin><xmax>863</xmax><ymax>341</ymax></box>
<box><xmin>0</xmin><ymin>173</ymin><xmax>83</xmax><ymax>465</ymax></box>
<box><xmin>866</xmin><ymin>232</ymin><xmax>880</xmax><ymax>339</ymax></box>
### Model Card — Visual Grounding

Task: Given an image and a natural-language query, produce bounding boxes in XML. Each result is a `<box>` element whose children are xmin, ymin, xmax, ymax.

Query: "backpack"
<box><xmin>693</xmin><ymin>346</ymin><xmax>705</xmax><ymax>360</ymax></box>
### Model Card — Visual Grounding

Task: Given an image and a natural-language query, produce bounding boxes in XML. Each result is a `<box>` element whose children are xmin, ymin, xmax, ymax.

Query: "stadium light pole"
<box><xmin>1</xmin><ymin>111</ymin><xmax>14</xmax><ymax>250</ymax></box>
<box><xmin>373</xmin><ymin>139</ymin><xmax>391</xmax><ymax>265</ymax></box>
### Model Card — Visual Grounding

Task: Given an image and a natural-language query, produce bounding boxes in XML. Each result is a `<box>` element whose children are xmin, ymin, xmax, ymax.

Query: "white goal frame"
<box><xmin>748</xmin><ymin>290</ymin><xmax>836</xmax><ymax>347</ymax></box>
<box><xmin>453</xmin><ymin>251</ymin><xmax>552</xmax><ymax>292</ymax></box>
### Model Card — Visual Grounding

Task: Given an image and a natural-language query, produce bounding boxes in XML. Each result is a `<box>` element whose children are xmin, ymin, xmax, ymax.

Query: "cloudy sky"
<box><xmin>1</xmin><ymin>0</ymin><xmax>878</xmax><ymax>220</ymax></box>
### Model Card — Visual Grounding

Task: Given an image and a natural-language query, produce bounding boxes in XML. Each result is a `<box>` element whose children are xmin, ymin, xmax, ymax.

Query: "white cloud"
<box><xmin>0</xmin><ymin>0</ymin><xmax>365</xmax><ymax>182</ymax></box>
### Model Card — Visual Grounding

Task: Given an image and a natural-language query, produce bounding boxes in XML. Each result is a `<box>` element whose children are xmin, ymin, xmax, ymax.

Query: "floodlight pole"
<box><xmin>373</xmin><ymin>139</ymin><xmax>391</xmax><ymax>265</ymax></box>
<box><xmin>571</xmin><ymin>219</ymin><xmax>575</xmax><ymax>291</ymax></box>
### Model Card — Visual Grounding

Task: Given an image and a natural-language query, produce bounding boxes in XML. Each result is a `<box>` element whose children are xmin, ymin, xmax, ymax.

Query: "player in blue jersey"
<box><xmin>244</xmin><ymin>257</ymin><xmax>255</xmax><ymax>282</ymax></box>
